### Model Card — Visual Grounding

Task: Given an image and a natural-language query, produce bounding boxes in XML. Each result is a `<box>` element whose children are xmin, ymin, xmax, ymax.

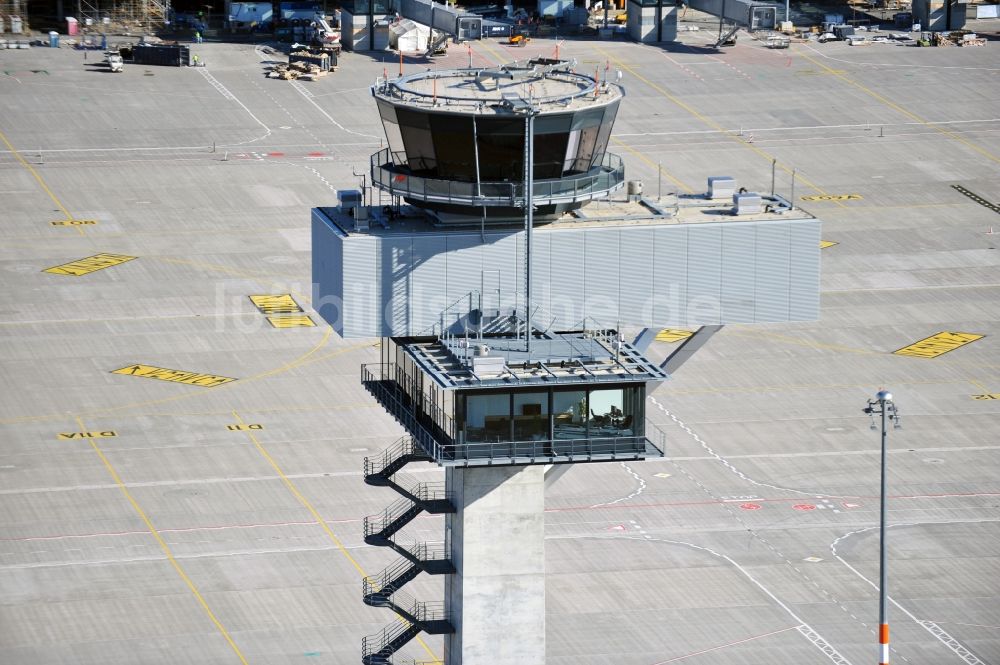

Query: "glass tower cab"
<box><xmin>362</xmin><ymin>331</ymin><xmax>667</xmax><ymax>466</ymax></box>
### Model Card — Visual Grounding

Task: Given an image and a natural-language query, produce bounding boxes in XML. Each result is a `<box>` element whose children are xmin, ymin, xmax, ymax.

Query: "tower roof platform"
<box><xmin>372</xmin><ymin>59</ymin><xmax>623</xmax><ymax>116</ymax></box>
<box><xmin>401</xmin><ymin>331</ymin><xmax>668</xmax><ymax>391</ymax></box>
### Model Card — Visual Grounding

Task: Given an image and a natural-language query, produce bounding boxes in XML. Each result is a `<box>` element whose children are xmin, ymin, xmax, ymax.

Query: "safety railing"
<box><xmin>363</xmin><ymin>483</ymin><xmax>451</xmax><ymax>538</ymax></box>
<box><xmin>369</xmin><ymin>148</ymin><xmax>625</xmax><ymax>207</ymax></box>
<box><xmin>362</xmin><ymin>619</ymin><xmax>421</xmax><ymax>662</ymax></box>
<box><xmin>362</xmin><ymin>363</ymin><xmax>668</xmax><ymax>465</ymax></box>
<box><xmin>364</xmin><ymin>436</ymin><xmax>428</xmax><ymax>481</ymax></box>
<box><xmin>362</xmin><ymin>364</ymin><xmax>448</xmax><ymax>460</ymax></box>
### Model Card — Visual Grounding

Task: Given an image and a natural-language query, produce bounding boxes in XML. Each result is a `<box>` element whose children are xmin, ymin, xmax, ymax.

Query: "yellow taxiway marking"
<box><xmin>50</xmin><ymin>219</ymin><xmax>97</xmax><ymax>226</ymax></box>
<box><xmin>802</xmin><ymin>194</ymin><xmax>862</xmax><ymax>202</ymax></box>
<box><xmin>0</xmin><ymin>127</ymin><xmax>87</xmax><ymax>236</ymax></box>
<box><xmin>112</xmin><ymin>364</ymin><xmax>237</xmax><ymax>387</ymax></box>
<box><xmin>267</xmin><ymin>315</ymin><xmax>316</xmax><ymax>328</ymax></box>
<box><xmin>656</xmin><ymin>329</ymin><xmax>693</xmax><ymax>343</ymax></box>
<box><xmin>249</xmin><ymin>294</ymin><xmax>302</xmax><ymax>314</ymax></box>
<box><xmin>232</xmin><ymin>411</ymin><xmax>440</xmax><ymax>662</ymax></box>
<box><xmin>820</xmin><ymin>240</ymin><xmax>838</xmax><ymax>249</ymax></box>
<box><xmin>43</xmin><ymin>253</ymin><xmax>136</xmax><ymax>276</ymax></box>
<box><xmin>595</xmin><ymin>45</ymin><xmax>842</xmax><ymax>205</ymax></box>
<box><xmin>76</xmin><ymin>417</ymin><xmax>249</xmax><ymax>664</ymax></box>
<box><xmin>155</xmin><ymin>257</ymin><xmax>312</xmax><ymax>305</ymax></box>
<box><xmin>57</xmin><ymin>430</ymin><xmax>116</xmax><ymax>440</ymax></box>
<box><xmin>795</xmin><ymin>47</ymin><xmax>1000</xmax><ymax>166</ymax></box>
<box><xmin>610</xmin><ymin>138</ymin><xmax>694</xmax><ymax>193</ymax></box>
<box><xmin>0</xmin><ymin>333</ymin><xmax>379</xmax><ymax>425</ymax></box>
<box><xmin>972</xmin><ymin>393</ymin><xmax>1000</xmax><ymax>400</ymax></box>
<box><xmin>226</xmin><ymin>423</ymin><xmax>263</xmax><ymax>431</ymax></box>
<box><xmin>894</xmin><ymin>332</ymin><xmax>985</xmax><ymax>359</ymax></box>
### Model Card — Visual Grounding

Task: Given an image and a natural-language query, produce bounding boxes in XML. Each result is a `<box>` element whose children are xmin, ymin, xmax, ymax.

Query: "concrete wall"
<box><xmin>312</xmin><ymin>209</ymin><xmax>821</xmax><ymax>338</ymax></box>
<box><xmin>340</xmin><ymin>9</ymin><xmax>390</xmax><ymax>51</ymax></box>
<box><xmin>444</xmin><ymin>466</ymin><xmax>545</xmax><ymax>665</ymax></box>
<box><xmin>627</xmin><ymin>0</ymin><xmax>677</xmax><ymax>43</ymax></box>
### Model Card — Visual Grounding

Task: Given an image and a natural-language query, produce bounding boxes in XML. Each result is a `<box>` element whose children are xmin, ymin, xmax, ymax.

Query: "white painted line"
<box><xmin>288</xmin><ymin>80</ymin><xmax>381</xmax><ymax>141</ymax></box>
<box><xmin>197</xmin><ymin>68</ymin><xmax>272</xmax><ymax>146</ymax></box>
<box><xmin>649</xmin><ymin>396</ymin><xmax>832</xmax><ymax>498</ymax></box>
<box><xmin>832</xmin><ymin>520</ymin><xmax>997</xmax><ymax>665</ymax></box>
<box><xmin>591</xmin><ymin>462</ymin><xmax>647</xmax><ymax>508</ymax></box>
<box><xmin>640</xmin><ymin>536</ymin><xmax>853</xmax><ymax>665</ymax></box>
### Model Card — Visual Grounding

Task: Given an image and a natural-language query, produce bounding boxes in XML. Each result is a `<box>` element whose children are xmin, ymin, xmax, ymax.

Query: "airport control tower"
<box><xmin>311</xmin><ymin>58</ymin><xmax>821</xmax><ymax>665</ymax></box>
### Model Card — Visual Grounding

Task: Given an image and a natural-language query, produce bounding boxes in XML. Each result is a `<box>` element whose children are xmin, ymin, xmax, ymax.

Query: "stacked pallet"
<box><xmin>266</xmin><ymin>60</ymin><xmax>336</xmax><ymax>80</ymax></box>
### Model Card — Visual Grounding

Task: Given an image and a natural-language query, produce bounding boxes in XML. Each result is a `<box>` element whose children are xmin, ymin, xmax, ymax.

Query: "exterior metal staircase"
<box><xmin>361</xmin><ymin>439</ymin><xmax>455</xmax><ymax>663</ymax></box>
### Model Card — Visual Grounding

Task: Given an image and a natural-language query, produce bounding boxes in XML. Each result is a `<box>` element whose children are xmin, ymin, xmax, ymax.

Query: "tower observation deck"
<box><xmin>370</xmin><ymin>59</ymin><xmax>625</xmax><ymax>219</ymax></box>
<box><xmin>310</xmin><ymin>58</ymin><xmax>821</xmax><ymax>665</ymax></box>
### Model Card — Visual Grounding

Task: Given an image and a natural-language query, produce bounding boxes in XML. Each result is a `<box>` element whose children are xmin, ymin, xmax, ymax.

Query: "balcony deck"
<box><xmin>362</xmin><ymin>366</ymin><xmax>666</xmax><ymax>468</ymax></box>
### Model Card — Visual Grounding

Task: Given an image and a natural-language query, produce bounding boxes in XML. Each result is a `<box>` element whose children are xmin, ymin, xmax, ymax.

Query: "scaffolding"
<box><xmin>73</xmin><ymin>0</ymin><xmax>170</xmax><ymax>35</ymax></box>
<box><xmin>1</xmin><ymin>0</ymin><xmax>27</xmax><ymax>34</ymax></box>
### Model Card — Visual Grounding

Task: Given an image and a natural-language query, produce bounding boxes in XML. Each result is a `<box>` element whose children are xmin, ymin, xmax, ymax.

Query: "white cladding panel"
<box><xmin>686</xmin><ymin>224</ymin><xmax>723</xmax><ymax>325</ymax></box>
<box><xmin>343</xmin><ymin>235</ymin><xmax>378</xmax><ymax>338</ymax></box>
<box><xmin>721</xmin><ymin>224</ymin><xmax>756</xmax><ymax>322</ymax></box>
<box><xmin>411</xmin><ymin>235</ymin><xmax>449</xmax><ymax>333</ymax></box>
<box><xmin>754</xmin><ymin>222</ymin><xmax>791</xmax><ymax>321</ymax></box>
<box><xmin>445</xmin><ymin>234</ymin><xmax>485</xmax><ymax>312</ymax></box>
<box><xmin>584</xmin><ymin>227</ymin><xmax>620</xmax><ymax>326</ymax></box>
<box><xmin>312</xmin><ymin>211</ymin><xmax>820</xmax><ymax>337</ymax></box>
<box><xmin>618</xmin><ymin>227</ymin><xmax>656</xmax><ymax>326</ymax></box>
<box><xmin>652</xmin><ymin>224</ymin><xmax>688</xmax><ymax>326</ymax></box>
<box><xmin>547</xmin><ymin>230</ymin><xmax>585</xmax><ymax>328</ymax></box>
<box><xmin>789</xmin><ymin>220</ymin><xmax>821</xmax><ymax>318</ymax></box>
<box><xmin>529</xmin><ymin>232</ymin><xmax>553</xmax><ymax>329</ymax></box>
<box><xmin>312</xmin><ymin>209</ymin><xmax>344</xmax><ymax>333</ymax></box>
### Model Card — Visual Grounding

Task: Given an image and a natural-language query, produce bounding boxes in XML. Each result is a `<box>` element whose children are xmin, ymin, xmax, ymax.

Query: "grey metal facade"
<box><xmin>686</xmin><ymin>0</ymin><xmax>778</xmax><ymax>29</ymax></box>
<box><xmin>313</xmin><ymin>209</ymin><xmax>820</xmax><ymax>338</ymax></box>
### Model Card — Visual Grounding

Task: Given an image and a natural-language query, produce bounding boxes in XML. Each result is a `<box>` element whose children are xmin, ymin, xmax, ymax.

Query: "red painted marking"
<box><xmin>650</xmin><ymin>625</ymin><xmax>799</xmax><ymax>664</ymax></box>
<box><xmin>842</xmin><ymin>502</ymin><xmax>861</xmax><ymax>509</ymax></box>
<box><xmin>793</xmin><ymin>503</ymin><xmax>817</xmax><ymax>511</ymax></box>
<box><xmin>740</xmin><ymin>503</ymin><xmax>762</xmax><ymax>510</ymax></box>
<box><xmin>607</xmin><ymin>523</ymin><xmax>626</xmax><ymax>531</ymax></box>
<box><xmin>267</xmin><ymin>152</ymin><xmax>285</xmax><ymax>157</ymax></box>
<box><xmin>307</xmin><ymin>151</ymin><xmax>325</xmax><ymax>157</ymax></box>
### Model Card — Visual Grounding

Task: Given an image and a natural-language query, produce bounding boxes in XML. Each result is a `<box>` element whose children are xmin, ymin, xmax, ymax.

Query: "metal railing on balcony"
<box><xmin>362</xmin><ymin>363</ymin><xmax>667</xmax><ymax>466</ymax></box>
<box><xmin>369</xmin><ymin>148</ymin><xmax>626</xmax><ymax>208</ymax></box>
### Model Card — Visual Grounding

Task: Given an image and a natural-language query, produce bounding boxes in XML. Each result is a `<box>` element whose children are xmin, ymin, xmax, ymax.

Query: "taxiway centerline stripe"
<box><xmin>796</xmin><ymin>46</ymin><xmax>1000</xmax><ymax>166</ymax></box>
<box><xmin>0</xmin><ymin>329</ymin><xmax>360</xmax><ymax>425</ymax></box>
<box><xmin>610</xmin><ymin>138</ymin><xmax>694</xmax><ymax>193</ymax></box>
<box><xmin>0</xmin><ymin>126</ymin><xmax>85</xmax><ymax>235</ymax></box>
<box><xmin>232</xmin><ymin>411</ymin><xmax>440</xmax><ymax>662</ymax></box>
<box><xmin>594</xmin><ymin>44</ymin><xmax>841</xmax><ymax>205</ymax></box>
<box><xmin>76</xmin><ymin>417</ymin><xmax>249</xmax><ymax>664</ymax></box>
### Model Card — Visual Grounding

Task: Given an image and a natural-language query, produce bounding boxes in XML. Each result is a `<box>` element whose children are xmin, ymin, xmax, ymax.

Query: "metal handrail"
<box><xmin>369</xmin><ymin>148</ymin><xmax>626</xmax><ymax>207</ymax></box>
<box><xmin>362</xmin><ymin>363</ymin><xmax>667</xmax><ymax>464</ymax></box>
<box><xmin>362</xmin><ymin>365</ymin><xmax>446</xmax><ymax>460</ymax></box>
<box><xmin>364</xmin><ymin>435</ymin><xmax>419</xmax><ymax>478</ymax></box>
<box><xmin>363</xmin><ymin>482</ymin><xmax>451</xmax><ymax>537</ymax></box>
<box><xmin>447</xmin><ymin>433</ymin><xmax>661</xmax><ymax>464</ymax></box>
<box><xmin>362</xmin><ymin>619</ymin><xmax>418</xmax><ymax>658</ymax></box>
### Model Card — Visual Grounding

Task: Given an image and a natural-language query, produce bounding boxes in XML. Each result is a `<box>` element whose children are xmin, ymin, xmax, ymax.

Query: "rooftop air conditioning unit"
<box><xmin>708</xmin><ymin>176</ymin><xmax>736</xmax><ymax>199</ymax></box>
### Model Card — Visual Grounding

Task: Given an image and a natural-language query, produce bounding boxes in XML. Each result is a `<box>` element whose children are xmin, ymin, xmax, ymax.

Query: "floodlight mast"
<box><xmin>864</xmin><ymin>389</ymin><xmax>901</xmax><ymax>665</ymax></box>
<box><xmin>521</xmin><ymin>104</ymin><xmax>538</xmax><ymax>360</ymax></box>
